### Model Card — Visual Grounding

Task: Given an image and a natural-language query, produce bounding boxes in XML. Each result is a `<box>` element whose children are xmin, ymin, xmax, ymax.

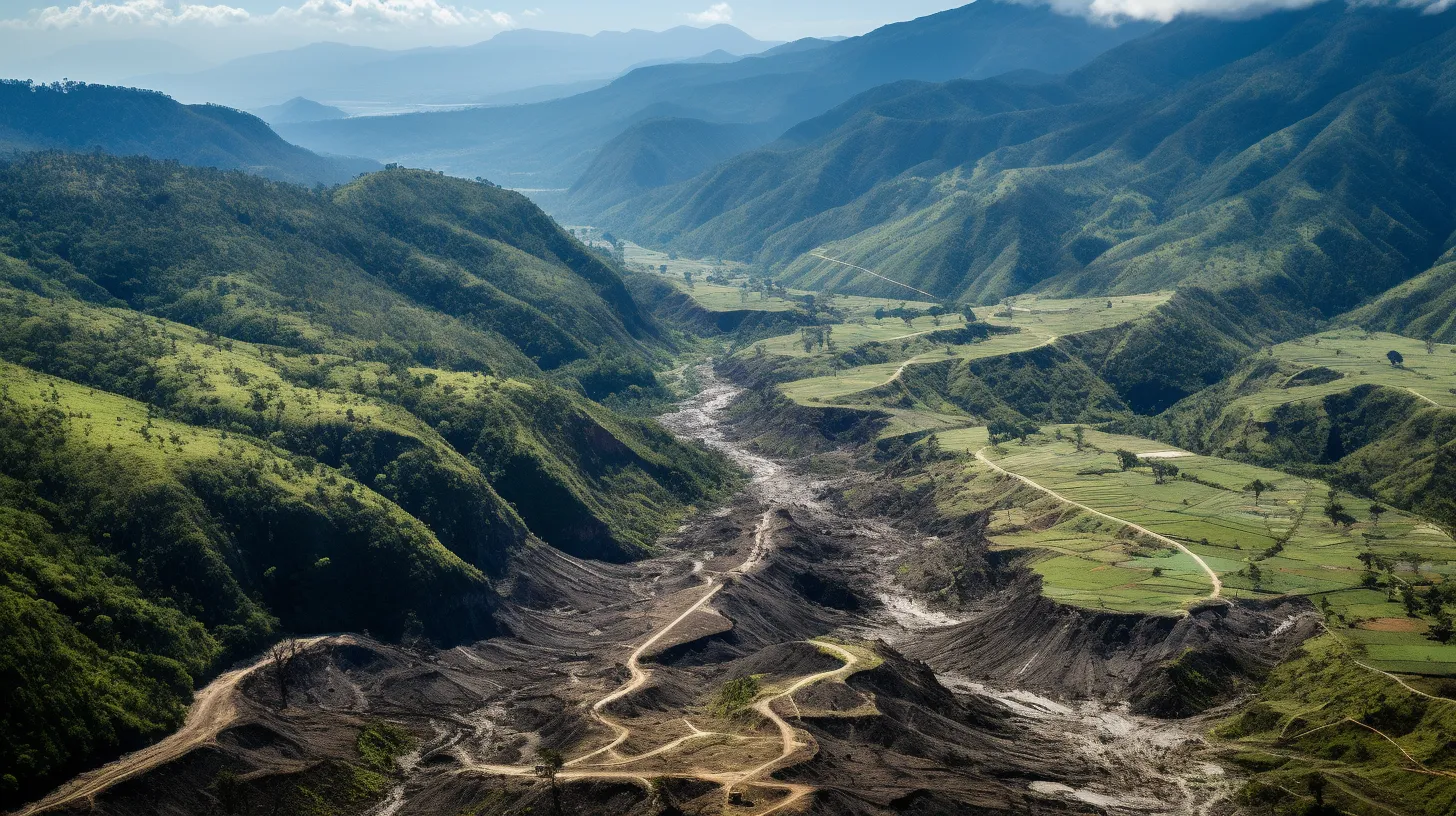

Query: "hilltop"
<box><xmin>0</xmin><ymin>81</ymin><xmax>377</xmax><ymax>185</ymax></box>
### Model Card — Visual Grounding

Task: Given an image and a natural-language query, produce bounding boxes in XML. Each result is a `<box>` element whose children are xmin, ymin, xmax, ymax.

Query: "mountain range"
<box><xmin>135</xmin><ymin>25</ymin><xmax>780</xmax><ymax>111</ymax></box>
<box><xmin>0</xmin><ymin>81</ymin><xmax>377</xmax><ymax>185</ymax></box>
<box><xmin>599</xmin><ymin>2</ymin><xmax>1456</xmax><ymax>346</ymax></box>
<box><xmin>277</xmin><ymin>2</ymin><xmax>1157</xmax><ymax>190</ymax></box>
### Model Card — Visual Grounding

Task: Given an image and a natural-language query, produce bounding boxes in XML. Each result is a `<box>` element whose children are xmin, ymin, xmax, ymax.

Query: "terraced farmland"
<box><xmin>969</xmin><ymin>428</ymin><xmax>1456</xmax><ymax>673</ymax></box>
<box><xmin>1230</xmin><ymin>330</ymin><xmax>1456</xmax><ymax>417</ymax></box>
<box><xmin>776</xmin><ymin>293</ymin><xmax>1170</xmax><ymax>407</ymax></box>
<box><xmin>622</xmin><ymin>241</ymin><xmax>933</xmax><ymax>316</ymax></box>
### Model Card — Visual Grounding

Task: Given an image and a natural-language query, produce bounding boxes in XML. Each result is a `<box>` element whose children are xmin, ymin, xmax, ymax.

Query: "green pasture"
<box><xmin>619</xmin><ymin>241</ymin><xmax>932</xmax><ymax>316</ymax></box>
<box><xmin>961</xmin><ymin>428</ymin><xmax>1456</xmax><ymax>670</ymax></box>
<box><xmin>1231</xmin><ymin>330</ymin><xmax>1456</xmax><ymax>418</ymax></box>
<box><xmin>776</xmin><ymin>292</ymin><xmax>1170</xmax><ymax>406</ymax></box>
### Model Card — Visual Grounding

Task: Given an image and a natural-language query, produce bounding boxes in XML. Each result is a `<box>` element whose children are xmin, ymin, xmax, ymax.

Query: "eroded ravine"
<box><xmin>658</xmin><ymin>364</ymin><xmax>1238</xmax><ymax>815</ymax></box>
<box><xmin>16</xmin><ymin>365</ymin><xmax>1237</xmax><ymax>816</ymax></box>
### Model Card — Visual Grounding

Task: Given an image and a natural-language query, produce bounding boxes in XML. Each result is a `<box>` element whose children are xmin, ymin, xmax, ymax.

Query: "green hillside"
<box><xmin>606</xmin><ymin>4</ymin><xmax>1456</xmax><ymax>361</ymax></box>
<box><xmin>564</xmin><ymin>118</ymin><xmax>778</xmax><ymax>216</ymax></box>
<box><xmin>1341</xmin><ymin>254</ymin><xmax>1456</xmax><ymax>343</ymax></box>
<box><xmin>0</xmin><ymin>155</ymin><xmax>736</xmax><ymax>806</ymax></box>
<box><xmin>0</xmin><ymin>81</ymin><xmax>377</xmax><ymax>185</ymax></box>
<box><xmin>277</xmin><ymin>1</ymin><xmax>1154</xmax><ymax>188</ymax></box>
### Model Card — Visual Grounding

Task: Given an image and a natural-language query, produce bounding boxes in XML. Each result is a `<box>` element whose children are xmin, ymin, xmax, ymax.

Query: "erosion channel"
<box><xmin>23</xmin><ymin>364</ymin><xmax>1313</xmax><ymax>816</ymax></box>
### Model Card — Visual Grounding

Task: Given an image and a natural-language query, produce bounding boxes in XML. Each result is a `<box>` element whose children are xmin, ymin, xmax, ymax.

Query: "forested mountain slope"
<box><xmin>278</xmin><ymin>1</ymin><xmax>1155</xmax><ymax>189</ymax></box>
<box><xmin>0</xmin><ymin>154</ymin><xmax>735</xmax><ymax>807</ymax></box>
<box><xmin>608</xmin><ymin>2</ymin><xmax>1456</xmax><ymax>319</ymax></box>
<box><xmin>0</xmin><ymin>81</ymin><xmax>377</xmax><ymax>185</ymax></box>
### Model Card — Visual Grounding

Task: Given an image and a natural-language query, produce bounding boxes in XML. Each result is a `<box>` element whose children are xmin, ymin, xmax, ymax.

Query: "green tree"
<box><xmin>1244</xmin><ymin>479</ymin><xmax>1271</xmax><ymax>505</ymax></box>
<box><xmin>1432</xmin><ymin>611</ymin><xmax>1454</xmax><ymax>644</ymax></box>
<box><xmin>535</xmin><ymin>748</ymin><xmax>565</xmax><ymax>815</ymax></box>
<box><xmin>1073</xmin><ymin>425</ymin><xmax>1086</xmax><ymax>452</ymax></box>
<box><xmin>1115</xmin><ymin>449</ymin><xmax>1140</xmax><ymax>471</ymax></box>
<box><xmin>1369</xmin><ymin>503</ymin><xmax>1387</xmax><ymax>527</ymax></box>
<box><xmin>1387</xmin><ymin>349</ymin><xmax>1404</xmax><ymax>367</ymax></box>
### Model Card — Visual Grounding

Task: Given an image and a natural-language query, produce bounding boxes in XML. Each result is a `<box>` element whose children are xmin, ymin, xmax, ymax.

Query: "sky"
<box><xmin>0</xmin><ymin>1</ymin><xmax>968</xmax><ymax>67</ymax></box>
<box><xmin>1</xmin><ymin>0</ymin><xmax>1450</xmax><ymax>78</ymax></box>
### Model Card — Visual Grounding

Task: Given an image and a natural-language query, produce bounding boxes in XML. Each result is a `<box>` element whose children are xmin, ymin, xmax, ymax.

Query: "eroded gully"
<box><xmin>662</xmin><ymin>364</ymin><xmax>1236</xmax><ymax>816</ymax></box>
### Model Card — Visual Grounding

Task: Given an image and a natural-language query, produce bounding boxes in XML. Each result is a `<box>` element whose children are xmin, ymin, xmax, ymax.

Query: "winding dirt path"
<box><xmin>808</xmin><ymin>252</ymin><xmax>939</xmax><ymax>300</ymax></box>
<box><xmin>725</xmin><ymin>641</ymin><xmax>861</xmax><ymax>811</ymax></box>
<box><xmin>868</xmin><ymin>333</ymin><xmax>1061</xmax><ymax>395</ymax></box>
<box><xmin>975</xmin><ymin>448</ymin><xmax>1222</xmax><ymax>601</ymax></box>
<box><xmin>455</xmin><ymin>505</ymin><xmax>860</xmax><ymax>815</ymax></box>
<box><xmin>15</xmin><ymin>636</ymin><xmax>332</xmax><ymax>816</ymax></box>
<box><xmin>1408</xmin><ymin>387</ymin><xmax>1441</xmax><ymax>408</ymax></box>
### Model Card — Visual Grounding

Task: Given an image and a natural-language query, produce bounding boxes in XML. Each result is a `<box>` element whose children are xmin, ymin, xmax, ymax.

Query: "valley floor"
<box><xmin>16</xmin><ymin>366</ymin><xmax>1250</xmax><ymax>816</ymax></box>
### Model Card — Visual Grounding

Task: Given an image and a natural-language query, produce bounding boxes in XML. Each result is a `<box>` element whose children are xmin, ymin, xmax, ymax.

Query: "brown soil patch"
<box><xmin>1356</xmin><ymin>617</ymin><xmax>1427</xmax><ymax>633</ymax></box>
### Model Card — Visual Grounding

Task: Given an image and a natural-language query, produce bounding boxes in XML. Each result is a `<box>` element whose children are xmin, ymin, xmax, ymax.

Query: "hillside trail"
<box><xmin>882</xmin><ymin>332</ymin><xmax>1059</xmax><ymax>386</ymax></box>
<box><xmin>808</xmin><ymin>252</ymin><xmax>939</xmax><ymax>300</ymax></box>
<box><xmin>974</xmin><ymin>447</ymin><xmax>1223</xmax><ymax>601</ymax></box>
<box><xmin>449</xmin><ymin>374</ymin><xmax>848</xmax><ymax>812</ymax></box>
<box><xmin>1408</xmin><ymin>386</ymin><xmax>1441</xmax><ymax>407</ymax></box>
<box><xmin>15</xmin><ymin>636</ymin><xmax>334</xmax><ymax>816</ymax></box>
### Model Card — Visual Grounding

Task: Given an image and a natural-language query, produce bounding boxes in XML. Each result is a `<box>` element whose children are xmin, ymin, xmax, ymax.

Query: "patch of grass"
<box><xmin>1215</xmin><ymin>634</ymin><xmax>1456</xmax><ymax>816</ymax></box>
<box><xmin>709</xmin><ymin>675</ymin><xmax>762</xmax><ymax>717</ymax></box>
<box><xmin>774</xmin><ymin>293</ymin><xmax>1169</xmax><ymax>409</ymax></box>
<box><xmin>356</xmin><ymin>720</ymin><xmax>415</xmax><ymax>773</ymax></box>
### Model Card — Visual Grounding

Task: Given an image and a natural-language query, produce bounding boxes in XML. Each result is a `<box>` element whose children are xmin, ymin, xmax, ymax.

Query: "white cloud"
<box><xmin>8</xmin><ymin>0</ymin><xmax>248</xmax><ymax>28</ymax></box>
<box><xmin>1</xmin><ymin>0</ymin><xmax>517</xmax><ymax>29</ymax></box>
<box><xmin>686</xmin><ymin>2</ymin><xmax>732</xmax><ymax>25</ymax></box>
<box><xmin>1035</xmin><ymin>0</ymin><xmax>1455</xmax><ymax>22</ymax></box>
<box><xmin>271</xmin><ymin>0</ymin><xmax>513</xmax><ymax>28</ymax></box>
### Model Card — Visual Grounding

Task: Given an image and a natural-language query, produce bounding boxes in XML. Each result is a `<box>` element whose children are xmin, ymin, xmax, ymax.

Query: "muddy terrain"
<box><xmin>14</xmin><ymin>366</ymin><xmax>1314</xmax><ymax>816</ymax></box>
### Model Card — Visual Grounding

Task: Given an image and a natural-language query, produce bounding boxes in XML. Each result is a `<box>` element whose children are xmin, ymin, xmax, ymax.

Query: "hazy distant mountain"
<box><xmin>136</xmin><ymin>25</ymin><xmax>780</xmax><ymax>109</ymax></box>
<box><xmin>1</xmin><ymin>39</ymin><xmax>212</xmax><ymax>85</ymax></box>
<box><xmin>278</xmin><ymin>2</ymin><xmax>1157</xmax><ymax>192</ymax></box>
<box><xmin>0</xmin><ymin>81</ymin><xmax>378</xmax><ymax>185</ymax></box>
<box><xmin>253</xmin><ymin>97</ymin><xmax>349</xmax><ymax>125</ymax></box>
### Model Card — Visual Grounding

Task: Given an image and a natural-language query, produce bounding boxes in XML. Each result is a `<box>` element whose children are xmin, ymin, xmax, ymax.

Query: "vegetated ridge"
<box><xmin>0</xmin><ymin>81</ymin><xmax>378</xmax><ymax>185</ymax></box>
<box><xmin>0</xmin><ymin>153</ymin><xmax>736</xmax><ymax>808</ymax></box>
<box><xmin>277</xmin><ymin>1</ymin><xmax>1156</xmax><ymax>189</ymax></box>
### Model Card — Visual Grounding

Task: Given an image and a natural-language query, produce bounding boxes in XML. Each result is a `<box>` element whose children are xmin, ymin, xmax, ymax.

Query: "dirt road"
<box><xmin>975</xmin><ymin>448</ymin><xmax>1223</xmax><ymax>601</ymax></box>
<box><xmin>16</xmin><ymin>636</ymin><xmax>332</xmax><ymax>816</ymax></box>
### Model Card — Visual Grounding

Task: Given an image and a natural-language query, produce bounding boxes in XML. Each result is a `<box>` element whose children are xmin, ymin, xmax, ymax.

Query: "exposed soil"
<box><xmin>12</xmin><ymin>364</ymin><xmax>1319</xmax><ymax>816</ymax></box>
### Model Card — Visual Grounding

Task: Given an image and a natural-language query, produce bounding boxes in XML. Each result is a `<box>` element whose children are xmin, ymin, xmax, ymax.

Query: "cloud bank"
<box><xmin>686</xmin><ymin>2</ymin><xmax>732</xmax><ymax>25</ymax></box>
<box><xmin>1</xmin><ymin>0</ymin><xmax>518</xmax><ymax>29</ymax></box>
<box><xmin>1038</xmin><ymin>0</ymin><xmax>1455</xmax><ymax>22</ymax></box>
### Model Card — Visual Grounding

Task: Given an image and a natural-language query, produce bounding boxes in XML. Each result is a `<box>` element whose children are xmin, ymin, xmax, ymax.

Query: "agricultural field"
<box><xmin>961</xmin><ymin>428</ymin><xmax>1456</xmax><ymax>672</ymax></box>
<box><xmin>619</xmin><ymin>241</ymin><xmax>800</xmax><ymax>312</ymax></box>
<box><xmin>618</xmin><ymin>238</ymin><xmax>940</xmax><ymax>316</ymax></box>
<box><xmin>1229</xmin><ymin>329</ymin><xmax>1456</xmax><ymax>417</ymax></box>
<box><xmin>777</xmin><ymin>292</ymin><xmax>1171</xmax><ymax>407</ymax></box>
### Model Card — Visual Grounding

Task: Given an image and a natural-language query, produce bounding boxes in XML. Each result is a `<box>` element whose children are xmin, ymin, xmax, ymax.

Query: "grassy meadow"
<box><xmin>1230</xmin><ymin>330</ymin><xmax>1456</xmax><ymax>418</ymax></box>
<box><xmin>776</xmin><ymin>293</ymin><xmax>1170</xmax><ymax>407</ymax></box>
<box><xmin>959</xmin><ymin>428</ymin><xmax>1456</xmax><ymax>672</ymax></box>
